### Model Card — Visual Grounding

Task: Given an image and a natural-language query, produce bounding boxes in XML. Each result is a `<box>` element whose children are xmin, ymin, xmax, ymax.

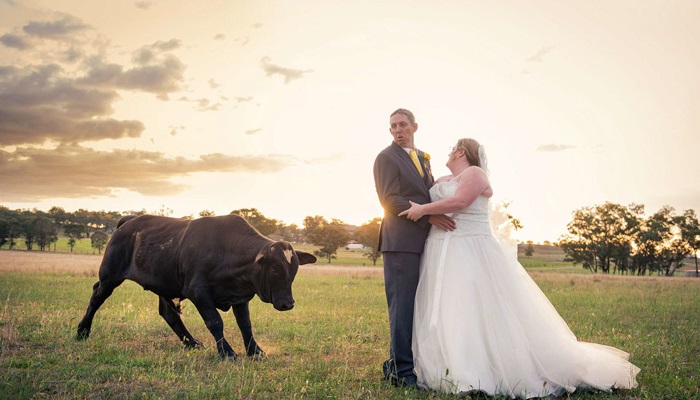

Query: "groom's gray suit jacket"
<box><xmin>373</xmin><ymin>141</ymin><xmax>434</xmax><ymax>254</ymax></box>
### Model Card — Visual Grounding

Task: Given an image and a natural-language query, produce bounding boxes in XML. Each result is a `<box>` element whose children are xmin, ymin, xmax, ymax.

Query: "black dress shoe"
<box><xmin>381</xmin><ymin>359</ymin><xmax>420</xmax><ymax>388</ymax></box>
<box><xmin>388</xmin><ymin>372</ymin><xmax>418</xmax><ymax>388</ymax></box>
<box><xmin>382</xmin><ymin>359</ymin><xmax>396</xmax><ymax>380</ymax></box>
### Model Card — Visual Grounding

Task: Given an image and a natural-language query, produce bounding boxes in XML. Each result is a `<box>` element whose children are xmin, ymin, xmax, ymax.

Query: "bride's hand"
<box><xmin>398</xmin><ymin>200</ymin><xmax>425</xmax><ymax>221</ymax></box>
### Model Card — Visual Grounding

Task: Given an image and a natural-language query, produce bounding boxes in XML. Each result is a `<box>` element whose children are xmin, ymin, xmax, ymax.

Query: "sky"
<box><xmin>1</xmin><ymin>0</ymin><xmax>698</xmax><ymax>243</ymax></box>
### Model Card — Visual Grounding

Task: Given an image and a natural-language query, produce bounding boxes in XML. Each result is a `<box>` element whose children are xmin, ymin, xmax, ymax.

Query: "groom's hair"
<box><xmin>390</xmin><ymin>108</ymin><xmax>415</xmax><ymax>125</ymax></box>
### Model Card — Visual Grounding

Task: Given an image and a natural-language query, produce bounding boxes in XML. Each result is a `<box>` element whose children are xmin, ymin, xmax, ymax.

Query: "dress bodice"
<box><xmin>429</xmin><ymin>181</ymin><xmax>492</xmax><ymax>237</ymax></box>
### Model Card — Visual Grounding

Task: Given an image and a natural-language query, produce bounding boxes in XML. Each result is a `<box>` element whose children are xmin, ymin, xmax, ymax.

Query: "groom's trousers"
<box><xmin>382</xmin><ymin>251</ymin><xmax>421</xmax><ymax>380</ymax></box>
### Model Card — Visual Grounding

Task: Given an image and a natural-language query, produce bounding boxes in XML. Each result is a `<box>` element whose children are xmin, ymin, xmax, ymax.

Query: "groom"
<box><xmin>373</xmin><ymin>108</ymin><xmax>455</xmax><ymax>387</ymax></box>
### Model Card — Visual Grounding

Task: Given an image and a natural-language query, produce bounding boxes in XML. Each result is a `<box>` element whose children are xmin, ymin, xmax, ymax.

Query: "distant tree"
<box><xmin>199</xmin><ymin>209</ymin><xmax>216</xmax><ymax>217</ymax></box>
<box><xmin>19</xmin><ymin>210</ymin><xmax>37</xmax><ymax>250</ymax></box>
<box><xmin>67</xmin><ymin>237</ymin><xmax>77</xmax><ymax>252</ymax></box>
<box><xmin>354</xmin><ymin>217</ymin><xmax>382</xmax><ymax>265</ymax></box>
<box><xmin>559</xmin><ymin>202</ymin><xmax>642</xmax><ymax>274</ymax></box>
<box><xmin>677</xmin><ymin>209</ymin><xmax>700</xmax><ymax>277</ymax></box>
<box><xmin>48</xmin><ymin>206</ymin><xmax>68</xmax><ymax>230</ymax></box>
<box><xmin>498</xmin><ymin>201</ymin><xmax>524</xmax><ymax>231</ymax></box>
<box><xmin>231</xmin><ymin>208</ymin><xmax>279</xmax><ymax>237</ymax></box>
<box><xmin>304</xmin><ymin>216</ymin><xmax>351</xmax><ymax>264</ymax></box>
<box><xmin>63</xmin><ymin>223</ymin><xmax>84</xmax><ymax>253</ymax></box>
<box><xmin>154</xmin><ymin>205</ymin><xmax>174</xmax><ymax>217</ymax></box>
<box><xmin>303</xmin><ymin>215</ymin><xmax>324</xmax><ymax>235</ymax></box>
<box><xmin>524</xmin><ymin>241</ymin><xmax>535</xmax><ymax>257</ymax></box>
<box><xmin>0</xmin><ymin>218</ymin><xmax>9</xmax><ymax>248</ymax></box>
<box><xmin>91</xmin><ymin>231</ymin><xmax>109</xmax><ymax>254</ymax></box>
<box><xmin>278</xmin><ymin>223</ymin><xmax>301</xmax><ymax>242</ymax></box>
<box><xmin>123</xmin><ymin>209</ymin><xmax>148</xmax><ymax>216</ymax></box>
<box><xmin>101</xmin><ymin>210</ymin><xmax>125</xmax><ymax>232</ymax></box>
<box><xmin>32</xmin><ymin>216</ymin><xmax>57</xmax><ymax>251</ymax></box>
<box><xmin>73</xmin><ymin>208</ymin><xmax>94</xmax><ymax>238</ymax></box>
<box><xmin>63</xmin><ymin>223</ymin><xmax>84</xmax><ymax>239</ymax></box>
<box><xmin>4</xmin><ymin>216</ymin><xmax>22</xmax><ymax>250</ymax></box>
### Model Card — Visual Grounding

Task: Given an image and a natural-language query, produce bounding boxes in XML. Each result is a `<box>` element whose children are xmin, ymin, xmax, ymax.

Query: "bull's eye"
<box><xmin>271</xmin><ymin>268</ymin><xmax>278</xmax><ymax>275</ymax></box>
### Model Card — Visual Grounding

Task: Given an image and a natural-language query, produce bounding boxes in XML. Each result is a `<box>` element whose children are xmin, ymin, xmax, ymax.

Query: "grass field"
<box><xmin>1</xmin><ymin>250</ymin><xmax>699</xmax><ymax>399</ymax></box>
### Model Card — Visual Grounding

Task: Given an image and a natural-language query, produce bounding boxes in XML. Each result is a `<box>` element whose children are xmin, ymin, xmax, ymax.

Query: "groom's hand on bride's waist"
<box><xmin>429</xmin><ymin>215</ymin><xmax>456</xmax><ymax>231</ymax></box>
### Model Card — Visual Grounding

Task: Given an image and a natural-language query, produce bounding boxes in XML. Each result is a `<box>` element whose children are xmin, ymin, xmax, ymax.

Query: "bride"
<box><xmin>399</xmin><ymin>138</ymin><xmax>640</xmax><ymax>398</ymax></box>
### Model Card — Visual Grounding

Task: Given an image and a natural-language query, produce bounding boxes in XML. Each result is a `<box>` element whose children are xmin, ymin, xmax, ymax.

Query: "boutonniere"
<box><xmin>421</xmin><ymin>152</ymin><xmax>432</xmax><ymax>178</ymax></box>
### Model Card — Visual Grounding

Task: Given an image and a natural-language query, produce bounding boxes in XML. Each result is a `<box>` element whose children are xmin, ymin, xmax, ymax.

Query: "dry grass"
<box><xmin>0</xmin><ymin>249</ymin><xmax>383</xmax><ymax>278</ymax></box>
<box><xmin>0</xmin><ymin>250</ymin><xmax>101</xmax><ymax>275</ymax></box>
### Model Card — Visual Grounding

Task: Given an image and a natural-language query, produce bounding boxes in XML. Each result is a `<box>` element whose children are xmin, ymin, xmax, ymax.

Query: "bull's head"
<box><xmin>252</xmin><ymin>241</ymin><xmax>316</xmax><ymax>311</ymax></box>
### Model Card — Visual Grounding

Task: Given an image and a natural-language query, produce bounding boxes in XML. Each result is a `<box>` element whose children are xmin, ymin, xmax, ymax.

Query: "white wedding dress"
<box><xmin>412</xmin><ymin>181</ymin><xmax>640</xmax><ymax>398</ymax></box>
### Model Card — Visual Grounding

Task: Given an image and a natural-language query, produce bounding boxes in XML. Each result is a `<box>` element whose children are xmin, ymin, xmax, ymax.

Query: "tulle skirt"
<box><xmin>412</xmin><ymin>233</ymin><xmax>640</xmax><ymax>398</ymax></box>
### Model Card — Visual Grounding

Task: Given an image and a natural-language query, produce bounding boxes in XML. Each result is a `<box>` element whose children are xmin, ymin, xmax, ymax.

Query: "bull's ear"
<box><xmin>254</xmin><ymin>251</ymin><xmax>265</xmax><ymax>266</ymax></box>
<box><xmin>296</xmin><ymin>251</ymin><xmax>317</xmax><ymax>265</ymax></box>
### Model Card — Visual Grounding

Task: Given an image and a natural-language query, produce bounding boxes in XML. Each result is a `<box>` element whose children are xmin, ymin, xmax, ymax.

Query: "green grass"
<box><xmin>1</xmin><ymin>256</ymin><xmax>699</xmax><ymax>399</ymax></box>
<box><xmin>7</xmin><ymin>236</ymin><xmax>100</xmax><ymax>255</ymax></box>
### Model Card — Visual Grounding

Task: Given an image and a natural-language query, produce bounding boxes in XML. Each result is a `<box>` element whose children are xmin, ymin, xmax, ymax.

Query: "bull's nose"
<box><xmin>275</xmin><ymin>301</ymin><xmax>294</xmax><ymax>311</ymax></box>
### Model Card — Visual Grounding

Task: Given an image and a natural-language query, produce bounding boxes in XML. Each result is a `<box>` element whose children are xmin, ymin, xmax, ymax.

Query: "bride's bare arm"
<box><xmin>399</xmin><ymin>167</ymin><xmax>490</xmax><ymax>221</ymax></box>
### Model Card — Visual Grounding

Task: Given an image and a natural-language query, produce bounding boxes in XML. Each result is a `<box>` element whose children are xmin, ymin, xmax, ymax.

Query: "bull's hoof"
<box><xmin>76</xmin><ymin>327</ymin><xmax>90</xmax><ymax>341</ymax></box>
<box><xmin>220</xmin><ymin>351</ymin><xmax>238</xmax><ymax>361</ymax></box>
<box><xmin>183</xmin><ymin>337</ymin><xmax>203</xmax><ymax>349</ymax></box>
<box><xmin>248</xmin><ymin>350</ymin><xmax>267</xmax><ymax>361</ymax></box>
<box><xmin>246</xmin><ymin>345</ymin><xmax>267</xmax><ymax>359</ymax></box>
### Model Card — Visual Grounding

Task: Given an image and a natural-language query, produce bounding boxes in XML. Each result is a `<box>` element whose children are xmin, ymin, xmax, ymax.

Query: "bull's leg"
<box><xmin>158</xmin><ymin>297</ymin><xmax>202</xmax><ymax>348</ymax></box>
<box><xmin>232</xmin><ymin>302</ymin><xmax>265</xmax><ymax>358</ymax></box>
<box><xmin>189</xmin><ymin>295</ymin><xmax>237</xmax><ymax>360</ymax></box>
<box><xmin>76</xmin><ymin>278</ymin><xmax>124</xmax><ymax>340</ymax></box>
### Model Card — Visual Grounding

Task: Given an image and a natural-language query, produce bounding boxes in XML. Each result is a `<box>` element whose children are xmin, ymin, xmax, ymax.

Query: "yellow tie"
<box><xmin>409</xmin><ymin>149</ymin><xmax>424</xmax><ymax>177</ymax></box>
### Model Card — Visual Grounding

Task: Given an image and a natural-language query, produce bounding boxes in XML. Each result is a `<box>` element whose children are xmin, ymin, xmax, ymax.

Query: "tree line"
<box><xmin>0</xmin><ymin>206</ymin><xmax>382</xmax><ymax>264</ymax></box>
<box><xmin>558</xmin><ymin>202</ymin><xmax>700</xmax><ymax>276</ymax></box>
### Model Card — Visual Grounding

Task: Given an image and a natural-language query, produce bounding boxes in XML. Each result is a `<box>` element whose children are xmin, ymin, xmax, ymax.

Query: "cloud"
<box><xmin>169</xmin><ymin>125</ymin><xmax>184</xmax><ymax>136</ymax></box>
<box><xmin>521</xmin><ymin>45</ymin><xmax>555</xmax><ymax>74</ymax></box>
<box><xmin>244</xmin><ymin>129</ymin><xmax>262</xmax><ymax>135</ymax></box>
<box><xmin>0</xmin><ymin>33</ymin><xmax>30</xmax><ymax>50</ymax></box>
<box><xmin>132</xmin><ymin>39</ymin><xmax>181</xmax><ymax>65</ymax></box>
<box><xmin>117</xmin><ymin>57</ymin><xmax>185</xmax><ymax>99</ymax></box>
<box><xmin>0</xmin><ymin>18</ymin><xmax>186</xmax><ymax>145</ymax></box>
<box><xmin>234</xmin><ymin>36</ymin><xmax>250</xmax><ymax>46</ymax></box>
<box><xmin>134</xmin><ymin>1</ymin><xmax>155</xmax><ymax>10</ymax></box>
<box><xmin>260</xmin><ymin>57</ymin><xmax>313</xmax><ymax>84</ymax></box>
<box><xmin>0</xmin><ymin>64</ymin><xmax>144</xmax><ymax>146</ymax></box>
<box><xmin>0</xmin><ymin>11</ymin><xmax>287</xmax><ymax>206</ymax></box>
<box><xmin>23</xmin><ymin>15</ymin><xmax>90</xmax><ymax>39</ymax></box>
<box><xmin>526</xmin><ymin>45</ymin><xmax>555</xmax><ymax>63</ymax></box>
<box><xmin>213</xmin><ymin>33</ymin><xmax>226</xmax><ymax>41</ymax></box>
<box><xmin>235</xmin><ymin>96</ymin><xmax>253</xmax><ymax>103</ymax></box>
<box><xmin>0</xmin><ymin>145</ymin><xmax>300</xmax><ymax>200</ymax></box>
<box><xmin>208</xmin><ymin>78</ymin><xmax>220</xmax><ymax>88</ymax></box>
<box><xmin>537</xmin><ymin>144</ymin><xmax>576</xmax><ymax>152</ymax></box>
<box><xmin>176</xmin><ymin>96</ymin><xmax>223</xmax><ymax>111</ymax></box>
<box><xmin>79</xmin><ymin>52</ymin><xmax>185</xmax><ymax>99</ymax></box>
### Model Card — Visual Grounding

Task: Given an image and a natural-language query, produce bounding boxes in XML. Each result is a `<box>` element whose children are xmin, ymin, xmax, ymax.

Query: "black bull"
<box><xmin>76</xmin><ymin>214</ymin><xmax>317</xmax><ymax>359</ymax></box>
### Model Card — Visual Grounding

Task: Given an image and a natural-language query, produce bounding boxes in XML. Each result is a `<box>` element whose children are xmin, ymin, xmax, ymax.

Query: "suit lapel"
<box><xmin>390</xmin><ymin>142</ymin><xmax>431</xmax><ymax>189</ymax></box>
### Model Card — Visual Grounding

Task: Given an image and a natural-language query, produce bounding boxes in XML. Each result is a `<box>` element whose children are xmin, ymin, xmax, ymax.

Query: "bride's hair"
<box><xmin>455</xmin><ymin>138</ymin><xmax>481</xmax><ymax>167</ymax></box>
